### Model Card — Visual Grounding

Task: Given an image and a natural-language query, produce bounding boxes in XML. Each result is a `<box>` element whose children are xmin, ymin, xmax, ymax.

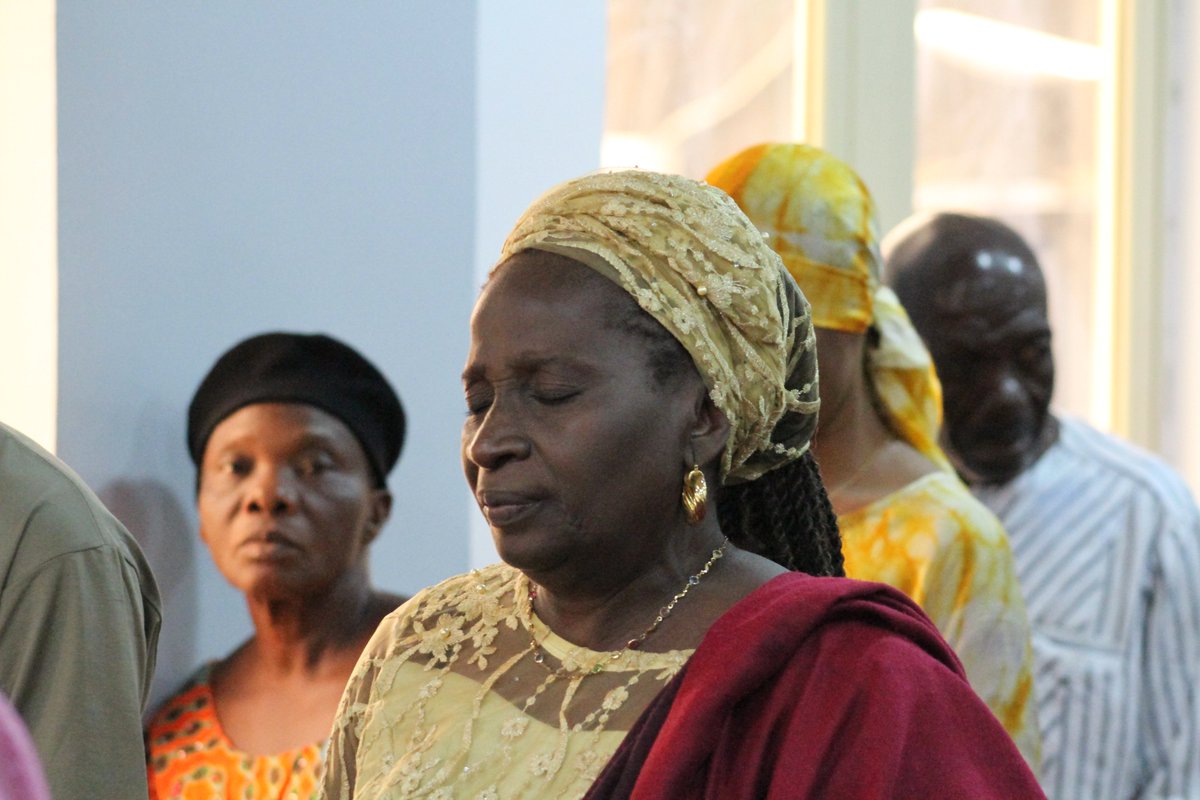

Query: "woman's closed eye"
<box><xmin>532</xmin><ymin>388</ymin><xmax>580</xmax><ymax>406</ymax></box>
<box><xmin>463</xmin><ymin>381</ymin><xmax>580</xmax><ymax>416</ymax></box>
<box><xmin>464</xmin><ymin>388</ymin><xmax>493</xmax><ymax>417</ymax></box>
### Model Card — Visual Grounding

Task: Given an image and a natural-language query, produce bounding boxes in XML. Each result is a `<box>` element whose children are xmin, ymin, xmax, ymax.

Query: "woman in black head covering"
<box><xmin>146</xmin><ymin>332</ymin><xmax>408</xmax><ymax>799</ymax></box>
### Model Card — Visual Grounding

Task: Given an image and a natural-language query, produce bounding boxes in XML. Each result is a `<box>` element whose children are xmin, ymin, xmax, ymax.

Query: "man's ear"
<box><xmin>362</xmin><ymin>489</ymin><xmax>394</xmax><ymax>547</ymax></box>
<box><xmin>688</xmin><ymin>388</ymin><xmax>731</xmax><ymax>470</ymax></box>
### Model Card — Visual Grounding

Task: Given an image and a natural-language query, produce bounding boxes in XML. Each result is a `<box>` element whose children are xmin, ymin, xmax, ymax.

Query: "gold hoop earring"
<box><xmin>681</xmin><ymin>465</ymin><xmax>708</xmax><ymax>525</ymax></box>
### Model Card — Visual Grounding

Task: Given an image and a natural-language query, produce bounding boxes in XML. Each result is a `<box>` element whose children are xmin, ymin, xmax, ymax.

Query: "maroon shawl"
<box><xmin>586</xmin><ymin>573</ymin><xmax>1045</xmax><ymax>799</ymax></box>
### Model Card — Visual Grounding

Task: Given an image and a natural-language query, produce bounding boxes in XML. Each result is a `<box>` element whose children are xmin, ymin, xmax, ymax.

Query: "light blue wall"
<box><xmin>55</xmin><ymin>2</ymin><xmax>480</xmax><ymax>707</ymax></box>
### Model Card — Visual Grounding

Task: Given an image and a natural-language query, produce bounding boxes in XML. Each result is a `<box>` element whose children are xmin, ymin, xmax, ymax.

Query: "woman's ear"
<box><xmin>362</xmin><ymin>489</ymin><xmax>394</xmax><ymax>547</ymax></box>
<box><xmin>688</xmin><ymin>388</ymin><xmax>731</xmax><ymax>470</ymax></box>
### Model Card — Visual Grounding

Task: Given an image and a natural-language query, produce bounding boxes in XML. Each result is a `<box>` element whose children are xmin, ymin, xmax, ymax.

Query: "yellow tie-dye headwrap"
<box><xmin>498</xmin><ymin>169</ymin><xmax>820</xmax><ymax>485</ymax></box>
<box><xmin>707</xmin><ymin>143</ymin><xmax>952</xmax><ymax>473</ymax></box>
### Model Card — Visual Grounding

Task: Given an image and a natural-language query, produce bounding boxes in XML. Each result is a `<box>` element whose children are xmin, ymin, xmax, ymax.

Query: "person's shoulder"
<box><xmin>813</xmin><ymin>612</ymin><xmax>961</xmax><ymax>679</ymax></box>
<box><xmin>392</xmin><ymin>563</ymin><xmax>518</xmax><ymax>617</ymax></box>
<box><xmin>743</xmin><ymin>574</ymin><xmax>964</xmax><ymax>686</ymax></box>
<box><xmin>145</xmin><ymin>665</ymin><xmax>214</xmax><ymax>738</ymax></box>
<box><xmin>1057</xmin><ymin>416</ymin><xmax>1197</xmax><ymax>514</ymax></box>
<box><xmin>731</xmin><ymin>572</ymin><xmax>939</xmax><ymax>645</ymax></box>
<box><xmin>145</xmin><ymin>665</ymin><xmax>221</xmax><ymax>777</ymax></box>
<box><xmin>882</xmin><ymin>471</ymin><xmax>1011</xmax><ymax>547</ymax></box>
<box><xmin>0</xmin><ymin>422</ymin><xmax>143</xmax><ymax>564</ymax></box>
<box><xmin>0</xmin><ymin>423</ymin><xmax>85</xmax><ymax>527</ymax></box>
<box><xmin>366</xmin><ymin>564</ymin><xmax>522</xmax><ymax>650</ymax></box>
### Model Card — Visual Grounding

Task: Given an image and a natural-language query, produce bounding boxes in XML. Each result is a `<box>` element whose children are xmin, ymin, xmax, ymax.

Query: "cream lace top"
<box><xmin>321</xmin><ymin>564</ymin><xmax>693</xmax><ymax>800</ymax></box>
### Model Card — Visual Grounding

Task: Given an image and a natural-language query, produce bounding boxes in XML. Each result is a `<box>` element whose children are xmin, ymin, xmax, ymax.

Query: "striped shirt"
<box><xmin>974</xmin><ymin>416</ymin><xmax>1200</xmax><ymax>800</ymax></box>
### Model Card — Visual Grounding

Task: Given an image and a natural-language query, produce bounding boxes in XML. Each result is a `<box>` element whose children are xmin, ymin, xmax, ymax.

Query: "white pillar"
<box><xmin>0</xmin><ymin>0</ymin><xmax>57</xmax><ymax>451</ymax></box>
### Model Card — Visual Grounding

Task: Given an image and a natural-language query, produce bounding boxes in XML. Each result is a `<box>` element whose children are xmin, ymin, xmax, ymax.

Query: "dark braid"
<box><xmin>717</xmin><ymin>451</ymin><xmax>844</xmax><ymax>576</ymax></box>
<box><xmin>607</xmin><ymin>280</ymin><xmax>844</xmax><ymax>576</ymax></box>
<box><xmin>609</xmin><ymin>281</ymin><xmax>843</xmax><ymax>575</ymax></box>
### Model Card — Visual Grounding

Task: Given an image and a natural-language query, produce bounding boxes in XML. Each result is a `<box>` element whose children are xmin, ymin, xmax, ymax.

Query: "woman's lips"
<box><xmin>477</xmin><ymin>491</ymin><xmax>540</xmax><ymax>527</ymax></box>
<box><xmin>242</xmin><ymin>543</ymin><xmax>296</xmax><ymax>562</ymax></box>
<box><xmin>240</xmin><ymin>532</ymin><xmax>300</xmax><ymax>560</ymax></box>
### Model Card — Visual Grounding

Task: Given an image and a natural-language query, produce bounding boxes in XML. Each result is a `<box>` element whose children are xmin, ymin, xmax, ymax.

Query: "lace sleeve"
<box><xmin>319</xmin><ymin>618</ymin><xmax>393</xmax><ymax>800</ymax></box>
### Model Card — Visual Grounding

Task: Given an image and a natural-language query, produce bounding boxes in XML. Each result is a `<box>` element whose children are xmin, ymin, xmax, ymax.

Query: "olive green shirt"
<box><xmin>0</xmin><ymin>421</ymin><xmax>161</xmax><ymax>800</ymax></box>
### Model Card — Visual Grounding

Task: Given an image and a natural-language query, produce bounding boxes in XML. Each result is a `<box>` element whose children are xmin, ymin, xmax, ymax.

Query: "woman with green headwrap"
<box><xmin>320</xmin><ymin>169</ymin><xmax>1043</xmax><ymax>799</ymax></box>
<box><xmin>709</xmin><ymin>143</ymin><xmax>1040</xmax><ymax>770</ymax></box>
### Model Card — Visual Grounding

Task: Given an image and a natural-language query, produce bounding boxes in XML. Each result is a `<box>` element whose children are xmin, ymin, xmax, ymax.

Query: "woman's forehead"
<box><xmin>466</xmin><ymin>261</ymin><xmax>648</xmax><ymax>378</ymax></box>
<box><xmin>477</xmin><ymin>254</ymin><xmax>629</xmax><ymax>327</ymax></box>
<box><xmin>485</xmin><ymin>249</ymin><xmax>621</xmax><ymax>301</ymax></box>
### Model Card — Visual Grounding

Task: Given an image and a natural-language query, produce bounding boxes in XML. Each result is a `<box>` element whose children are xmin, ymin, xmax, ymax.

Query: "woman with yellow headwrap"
<box><xmin>709</xmin><ymin>143</ymin><xmax>1041</xmax><ymax>771</ymax></box>
<box><xmin>320</xmin><ymin>169</ymin><xmax>1044</xmax><ymax>799</ymax></box>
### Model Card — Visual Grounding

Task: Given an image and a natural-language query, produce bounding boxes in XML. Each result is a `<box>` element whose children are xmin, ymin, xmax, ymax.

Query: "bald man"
<box><xmin>886</xmin><ymin>212</ymin><xmax>1200</xmax><ymax>800</ymax></box>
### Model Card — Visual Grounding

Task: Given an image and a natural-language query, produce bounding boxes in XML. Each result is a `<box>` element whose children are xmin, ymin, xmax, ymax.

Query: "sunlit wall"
<box><xmin>0</xmin><ymin>0</ymin><xmax>57</xmax><ymax>451</ymax></box>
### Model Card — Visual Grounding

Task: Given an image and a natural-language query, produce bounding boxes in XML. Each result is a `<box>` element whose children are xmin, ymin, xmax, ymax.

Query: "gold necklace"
<box><xmin>526</xmin><ymin>537</ymin><xmax>729</xmax><ymax>677</ymax></box>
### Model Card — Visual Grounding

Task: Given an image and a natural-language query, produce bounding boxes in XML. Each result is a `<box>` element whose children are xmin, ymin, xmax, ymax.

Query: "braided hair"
<box><xmin>604</xmin><ymin>283</ymin><xmax>844</xmax><ymax>577</ymax></box>
<box><xmin>716</xmin><ymin>452</ymin><xmax>844</xmax><ymax>576</ymax></box>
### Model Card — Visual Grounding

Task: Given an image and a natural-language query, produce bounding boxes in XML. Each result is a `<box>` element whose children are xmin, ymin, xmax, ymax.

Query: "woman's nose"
<box><xmin>464</xmin><ymin>402</ymin><xmax>531</xmax><ymax>471</ymax></box>
<box><xmin>244</xmin><ymin>465</ymin><xmax>298</xmax><ymax>515</ymax></box>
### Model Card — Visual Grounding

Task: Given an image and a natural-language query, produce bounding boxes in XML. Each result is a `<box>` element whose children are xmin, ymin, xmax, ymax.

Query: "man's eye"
<box><xmin>1019</xmin><ymin>342</ymin><xmax>1051</xmax><ymax>366</ymax></box>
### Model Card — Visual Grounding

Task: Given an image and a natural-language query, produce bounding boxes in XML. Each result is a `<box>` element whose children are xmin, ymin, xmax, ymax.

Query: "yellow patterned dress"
<box><xmin>709</xmin><ymin>142</ymin><xmax>1041</xmax><ymax>772</ymax></box>
<box><xmin>839</xmin><ymin>471</ymin><xmax>1040</xmax><ymax>767</ymax></box>
<box><xmin>321</xmin><ymin>564</ymin><xmax>693</xmax><ymax>800</ymax></box>
<box><xmin>145</xmin><ymin>666</ymin><xmax>323</xmax><ymax>800</ymax></box>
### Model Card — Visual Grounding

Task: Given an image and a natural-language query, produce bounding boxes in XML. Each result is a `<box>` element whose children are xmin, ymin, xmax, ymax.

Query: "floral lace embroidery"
<box><xmin>323</xmin><ymin>564</ymin><xmax>693</xmax><ymax>800</ymax></box>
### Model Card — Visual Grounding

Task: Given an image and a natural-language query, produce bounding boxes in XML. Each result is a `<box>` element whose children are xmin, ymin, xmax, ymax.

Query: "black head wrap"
<box><xmin>187</xmin><ymin>332</ymin><xmax>405</xmax><ymax>486</ymax></box>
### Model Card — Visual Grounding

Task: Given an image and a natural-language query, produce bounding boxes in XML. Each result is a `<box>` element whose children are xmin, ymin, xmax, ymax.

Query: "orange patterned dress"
<box><xmin>145</xmin><ymin>666</ymin><xmax>323</xmax><ymax>800</ymax></box>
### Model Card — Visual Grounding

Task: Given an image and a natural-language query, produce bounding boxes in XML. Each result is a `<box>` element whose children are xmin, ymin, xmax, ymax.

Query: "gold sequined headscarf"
<box><xmin>707</xmin><ymin>143</ymin><xmax>952</xmax><ymax>472</ymax></box>
<box><xmin>498</xmin><ymin>169</ymin><xmax>820</xmax><ymax>485</ymax></box>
